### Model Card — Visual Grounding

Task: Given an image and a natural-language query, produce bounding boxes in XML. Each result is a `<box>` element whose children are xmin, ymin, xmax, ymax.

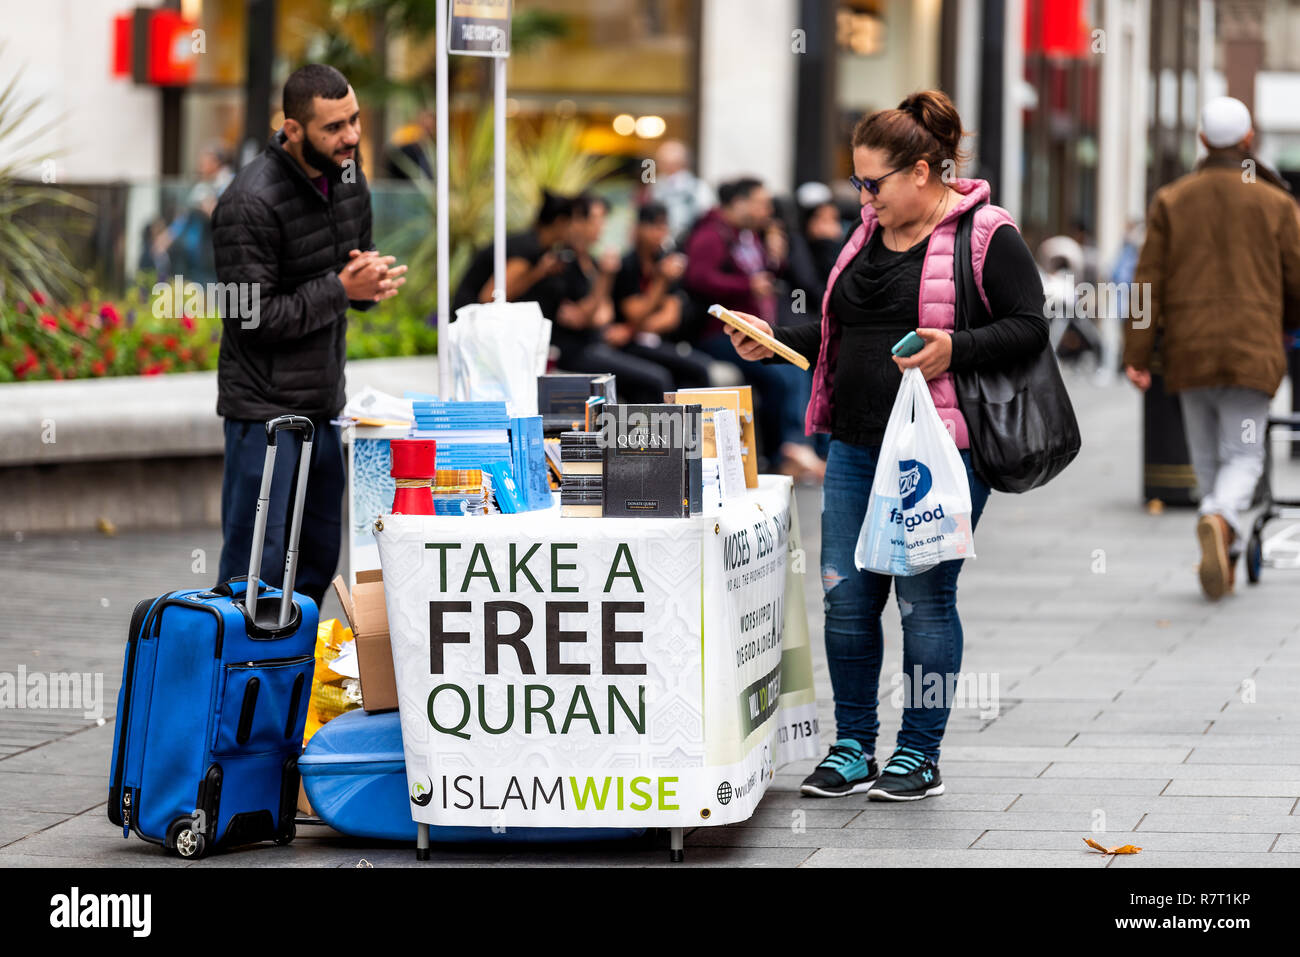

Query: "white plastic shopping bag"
<box><xmin>855</xmin><ymin>368</ymin><xmax>976</xmax><ymax>576</ymax></box>
<box><xmin>447</xmin><ymin>301</ymin><xmax>552</xmax><ymax>415</ymax></box>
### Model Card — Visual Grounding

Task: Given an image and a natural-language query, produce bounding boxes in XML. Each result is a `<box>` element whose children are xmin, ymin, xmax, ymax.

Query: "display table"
<box><xmin>372</xmin><ymin>475</ymin><xmax>819</xmax><ymax>860</ymax></box>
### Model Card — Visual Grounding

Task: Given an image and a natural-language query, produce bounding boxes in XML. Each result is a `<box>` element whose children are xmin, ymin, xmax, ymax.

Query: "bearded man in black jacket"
<box><xmin>211</xmin><ymin>64</ymin><xmax>407</xmax><ymax>604</ymax></box>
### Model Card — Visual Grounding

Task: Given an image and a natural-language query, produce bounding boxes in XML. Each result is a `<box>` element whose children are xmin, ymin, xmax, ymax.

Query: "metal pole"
<box><xmin>493</xmin><ymin>54</ymin><xmax>507</xmax><ymax>303</ymax></box>
<box><xmin>436</xmin><ymin>0</ymin><xmax>451</xmax><ymax>398</ymax></box>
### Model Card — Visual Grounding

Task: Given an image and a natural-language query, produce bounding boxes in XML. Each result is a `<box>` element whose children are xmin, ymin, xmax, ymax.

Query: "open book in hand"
<box><xmin>708</xmin><ymin>304</ymin><xmax>811</xmax><ymax>370</ymax></box>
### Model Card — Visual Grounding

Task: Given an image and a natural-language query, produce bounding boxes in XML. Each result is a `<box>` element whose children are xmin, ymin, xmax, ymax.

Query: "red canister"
<box><xmin>389</xmin><ymin>439</ymin><xmax>436</xmax><ymax>514</ymax></box>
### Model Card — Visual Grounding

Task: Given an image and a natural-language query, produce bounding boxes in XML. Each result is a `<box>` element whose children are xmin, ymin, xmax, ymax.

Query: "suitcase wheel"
<box><xmin>274</xmin><ymin>822</ymin><xmax>296</xmax><ymax>846</ymax></box>
<box><xmin>167</xmin><ymin>818</ymin><xmax>208</xmax><ymax>860</ymax></box>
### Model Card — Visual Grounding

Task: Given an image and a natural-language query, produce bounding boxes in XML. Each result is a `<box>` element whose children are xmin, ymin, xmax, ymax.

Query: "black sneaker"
<box><xmin>867</xmin><ymin>746</ymin><xmax>944</xmax><ymax>801</ymax></box>
<box><xmin>799</xmin><ymin>739</ymin><xmax>879</xmax><ymax>798</ymax></box>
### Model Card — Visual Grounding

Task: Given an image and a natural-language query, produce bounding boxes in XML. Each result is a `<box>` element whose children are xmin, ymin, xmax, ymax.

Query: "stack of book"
<box><xmin>537</xmin><ymin>373</ymin><xmax>617</xmax><ymax>436</ymax></box>
<box><xmin>410</xmin><ymin>400</ymin><xmax>512</xmax><ymax>470</ymax></box>
<box><xmin>600</xmin><ymin>403</ymin><xmax>703</xmax><ymax>518</ymax></box>
<box><xmin>559</xmin><ymin>431</ymin><xmax>603</xmax><ymax>518</ymax></box>
<box><xmin>430</xmin><ymin>469</ymin><xmax>491</xmax><ymax>516</ymax></box>
<box><xmin>509</xmin><ymin>415</ymin><xmax>553</xmax><ymax>511</ymax></box>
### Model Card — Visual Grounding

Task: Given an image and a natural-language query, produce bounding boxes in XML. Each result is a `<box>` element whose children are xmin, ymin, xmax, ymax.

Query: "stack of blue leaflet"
<box><xmin>408</xmin><ymin>398</ymin><xmax>512</xmax><ymax>471</ymax></box>
<box><xmin>509</xmin><ymin>415</ymin><xmax>553</xmax><ymax>511</ymax></box>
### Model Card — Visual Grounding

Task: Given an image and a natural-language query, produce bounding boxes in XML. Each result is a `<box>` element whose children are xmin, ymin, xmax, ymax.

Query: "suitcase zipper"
<box><xmin>121</xmin><ymin>790</ymin><xmax>132</xmax><ymax>838</ymax></box>
<box><xmin>228</xmin><ymin>654</ymin><xmax>314</xmax><ymax>669</ymax></box>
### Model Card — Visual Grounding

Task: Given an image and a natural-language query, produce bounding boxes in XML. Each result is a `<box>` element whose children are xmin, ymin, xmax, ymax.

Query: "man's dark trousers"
<box><xmin>217</xmin><ymin>419</ymin><xmax>344</xmax><ymax>607</ymax></box>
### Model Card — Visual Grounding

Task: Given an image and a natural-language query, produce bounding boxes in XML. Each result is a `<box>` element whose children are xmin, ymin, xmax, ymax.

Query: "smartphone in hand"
<box><xmin>892</xmin><ymin>331</ymin><xmax>926</xmax><ymax>357</ymax></box>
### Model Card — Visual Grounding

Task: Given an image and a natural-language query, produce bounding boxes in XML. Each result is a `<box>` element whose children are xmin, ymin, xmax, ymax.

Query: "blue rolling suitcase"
<box><xmin>108</xmin><ymin>416</ymin><xmax>320</xmax><ymax>859</ymax></box>
<box><xmin>300</xmin><ymin>709</ymin><xmax>645</xmax><ymax>845</ymax></box>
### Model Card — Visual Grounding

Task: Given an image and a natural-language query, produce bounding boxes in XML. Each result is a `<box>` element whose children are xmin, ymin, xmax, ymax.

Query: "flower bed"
<box><xmin>1</xmin><ymin>280</ymin><xmax>438</xmax><ymax>383</ymax></box>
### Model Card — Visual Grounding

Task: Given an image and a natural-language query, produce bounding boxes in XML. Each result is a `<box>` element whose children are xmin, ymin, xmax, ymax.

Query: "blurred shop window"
<box><xmin>837</xmin><ymin>1</ymin><xmax>887</xmax><ymax>57</ymax></box>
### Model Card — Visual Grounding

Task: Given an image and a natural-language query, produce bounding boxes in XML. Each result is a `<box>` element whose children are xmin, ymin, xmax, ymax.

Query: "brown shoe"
<box><xmin>1196</xmin><ymin>514</ymin><xmax>1231</xmax><ymax>600</ymax></box>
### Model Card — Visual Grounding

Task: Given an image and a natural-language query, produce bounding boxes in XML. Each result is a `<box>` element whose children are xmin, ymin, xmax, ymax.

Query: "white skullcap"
<box><xmin>1200</xmin><ymin>97</ymin><xmax>1253</xmax><ymax>149</ymax></box>
<box><xmin>795</xmin><ymin>181</ymin><xmax>834</xmax><ymax>210</ymax></box>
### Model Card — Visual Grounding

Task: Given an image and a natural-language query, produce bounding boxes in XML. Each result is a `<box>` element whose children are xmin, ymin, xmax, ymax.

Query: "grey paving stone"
<box><xmin>1105</xmin><ymin>851</ymin><xmax>1299</xmax><ymax>868</ymax></box>
<box><xmin>944</xmin><ymin>776</ymin><xmax>1169</xmax><ymax>796</ymax></box>
<box><xmin>800</xmin><ymin>847</ymin><xmax>1109</xmax><ymax>867</ymax></box>
<box><xmin>973</xmin><ymin>829</ymin><xmax>1275</xmax><ymax>852</ymax></box>
<box><xmin>931</xmin><ymin>760</ymin><xmax>1052</xmax><ymax>778</ymax></box>
<box><xmin>690</xmin><ymin>826</ymin><xmax>986</xmax><ymax>850</ymax></box>
<box><xmin>1163</xmin><ymin>779</ymin><xmax>1300</xmax><ymax>797</ymax></box>
<box><xmin>1041</xmin><ymin>762</ymin><xmax>1300</xmax><ymax>781</ymax></box>
<box><xmin>1185</xmin><ymin>748</ymin><xmax>1300</xmax><ymax>765</ymax></box>
<box><xmin>1271</xmin><ymin>834</ymin><xmax>1300</xmax><ymax>852</ymax></box>
<box><xmin>1136</xmin><ymin>813</ymin><xmax>1300</xmax><ymax>834</ymax></box>
<box><xmin>1088</xmin><ymin>713</ymin><xmax>1214</xmax><ymax>733</ymax></box>
<box><xmin>1072</xmin><ymin>732</ymin><xmax>1298</xmax><ymax>750</ymax></box>
<box><xmin>842</xmin><ymin>809</ymin><xmax>1145</xmax><ymax>831</ymax></box>
<box><xmin>737</xmin><ymin>807</ymin><xmax>862</xmax><ymax>829</ymax></box>
<box><xmin>0</xmin><ymin>809</ymin><xmax>70</xmax><ymax>847</ymax></box>
<box><xmin>943</xmin><ymin>746</ymin><xmax>1193</xmax><ymax>764</ymax></box>
<box><xmin>0</xmin><ymin>772</ymin><xmax>108</xmax><ymax>814</ymax></box>
<box><xmin>753</xmin><ymin>791</ymin><xmax>1016</xmax><ymax>812</ymax></box>
<box><xmin>1010</xmin><ymin>794</ymin><xmax>1295</xmax><ymax>815</ymax></box>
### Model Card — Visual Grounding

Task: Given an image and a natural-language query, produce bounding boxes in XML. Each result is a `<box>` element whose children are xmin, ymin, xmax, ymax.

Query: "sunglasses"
<box><xmin>849</xmin><ymin>167</ymin><xmax>905</xmax><ymax>195</ymax></box>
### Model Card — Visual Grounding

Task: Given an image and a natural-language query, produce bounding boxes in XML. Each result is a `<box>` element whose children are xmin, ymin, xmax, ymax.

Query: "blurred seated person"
<box><xmin>609</xmin><ymin>202</ymin><xmax>712</xmax><ymax>391</ymax></box>
<box><xmin>452</xmin><ymin>191</ymin><xmax>573</xmax><ymax>318</ymax></box>
<box><xmin>551</xmin><ymin>194</ymin><xmax>680</xmax><ymax>403</ymax></box>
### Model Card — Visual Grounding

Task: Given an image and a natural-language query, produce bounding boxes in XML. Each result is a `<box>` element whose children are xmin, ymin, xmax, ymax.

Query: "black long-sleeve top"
<box><xmin>774</xmin><ymin>223</ymin><xmax>1048</xmax><ymax>446</ymax></box>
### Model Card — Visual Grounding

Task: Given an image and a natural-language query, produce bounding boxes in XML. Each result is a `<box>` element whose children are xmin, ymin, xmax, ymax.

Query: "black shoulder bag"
<box><xmin>953</xmin><ymin>205</ymin><xmax>1081</xmax><ymax>493</ymax></box>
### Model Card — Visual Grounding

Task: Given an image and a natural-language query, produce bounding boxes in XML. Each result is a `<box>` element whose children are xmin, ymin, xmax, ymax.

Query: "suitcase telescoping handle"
<box><xmin>246</xmin><ymin>415</ymin><xmax>315</xmax><ymax>628</ymax></box>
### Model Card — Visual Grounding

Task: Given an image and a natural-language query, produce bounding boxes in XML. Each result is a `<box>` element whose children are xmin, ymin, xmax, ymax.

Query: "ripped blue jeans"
<box><xmin>820</xmin><ymin>438</ymin><xmax>991</xmax><ymax>763</ymax></box>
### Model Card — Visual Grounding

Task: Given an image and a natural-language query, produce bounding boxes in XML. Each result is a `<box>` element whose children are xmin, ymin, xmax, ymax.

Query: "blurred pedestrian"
<box><xmin>683</xmin><ymin>177</ymin><xmax>822</xmax><ymax>479</ymax></box>
<box><xmin>384</xmin><ymin>109</ymin><xmax>435</xmax><ymax>180</ymax></box>
<box><xmin>649</xmin><ymin>139</ymin><xmax>714</xmax><ymax>246</ymax></box>
<box><xmin>1124</xmin><ymin>96</ymin><xmax>1300</xmax><ymax>600</ymax></box>
<box><xmin>730</xmin><ymin>90</ymin><xmax>1048</xmax><ymax>801</ymax></box>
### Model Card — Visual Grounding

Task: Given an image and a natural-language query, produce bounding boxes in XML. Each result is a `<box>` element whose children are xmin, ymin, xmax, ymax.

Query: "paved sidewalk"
<box><xmin>2</xmin><ymin>371</ymin><xmax>1299</xmax><ymax>867</ymax></box>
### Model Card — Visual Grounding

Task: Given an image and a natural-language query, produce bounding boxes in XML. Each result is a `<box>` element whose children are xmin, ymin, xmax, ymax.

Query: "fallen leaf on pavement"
<box><xmin>1084</xmin><ymin>837</ymin><xmax>1143</xmax><ymax>854</ymax></box>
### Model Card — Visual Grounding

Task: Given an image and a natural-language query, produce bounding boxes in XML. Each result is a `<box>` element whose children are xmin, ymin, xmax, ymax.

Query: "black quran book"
<box><xmin>600</xmin><ymin>404</ymin><xmax>689</xmax><ymax>518</ymax></box>
<box><xmin>682</xmin><ymin>403</ymin><xmax>703</xmax><ymax>516</ymax></box>
<box><xmin>538</xmin><ymin>374</ymin><xmax>618</xmax><ymax>435</ymax></box>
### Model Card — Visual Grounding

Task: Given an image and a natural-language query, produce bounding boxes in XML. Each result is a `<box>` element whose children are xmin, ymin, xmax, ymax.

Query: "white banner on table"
<box><xmin>374</xmin><ymin>476</ymin><xmax>817</xmax><ymax>828</ymax></box>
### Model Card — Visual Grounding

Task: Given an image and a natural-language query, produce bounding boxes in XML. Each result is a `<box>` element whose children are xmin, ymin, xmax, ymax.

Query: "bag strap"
<box><xmin>954</xmin><ymin>201</ymin><xmax>990</xmax><ymax>333</ymax></box>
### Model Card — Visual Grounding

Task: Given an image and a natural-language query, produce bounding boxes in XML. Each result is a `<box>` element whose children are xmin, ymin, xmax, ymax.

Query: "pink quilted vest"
<box><xmin>806</xmin><ymin>177</ymin><xmax>1017</xmax><ymax>449</ymax></box>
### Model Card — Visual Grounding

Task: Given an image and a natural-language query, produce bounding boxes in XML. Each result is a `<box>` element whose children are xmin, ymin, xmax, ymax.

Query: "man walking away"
<box><xmin>1124</xmin><ymin>96</ymin><xmax>1300</xmax><ymax>600</ymax></box>
<box><xmin>212</xmin><ymin>64</ymin><xmax>406</xmax><ymax>606</ymax></box>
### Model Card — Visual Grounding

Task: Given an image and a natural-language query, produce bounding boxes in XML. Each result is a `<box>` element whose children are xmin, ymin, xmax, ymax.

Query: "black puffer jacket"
<box><xmin>211</xmin><ymin>131</ymin><xmax>375</xmax><ymax>421</ymax></box>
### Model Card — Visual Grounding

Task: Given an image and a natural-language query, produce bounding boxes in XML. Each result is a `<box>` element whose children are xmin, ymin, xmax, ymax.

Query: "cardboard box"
<box><xmin>331</xmin><ymin>571</ymin><xmax>397</xmax><ymax>713</ymax></box>
<box><xmin>297</xmin><ymin>780</ymin><xmax>315</xmax><ymax>818</ymax></box>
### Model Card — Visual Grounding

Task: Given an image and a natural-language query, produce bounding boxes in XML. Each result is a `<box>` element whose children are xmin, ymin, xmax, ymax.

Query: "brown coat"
<box><xmin>1124</xmin><ymin>153</ymin><xmax>1300</xmax><ymax>395</ymax></box>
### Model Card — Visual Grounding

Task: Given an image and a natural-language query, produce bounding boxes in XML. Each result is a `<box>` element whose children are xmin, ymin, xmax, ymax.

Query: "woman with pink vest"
<box><xmin>731</xmin><ymin>91</ymin><xmax>1048</xmax><ymax>801</ymax></box>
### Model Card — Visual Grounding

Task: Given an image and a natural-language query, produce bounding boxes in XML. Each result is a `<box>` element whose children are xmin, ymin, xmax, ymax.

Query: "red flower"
<box><xmin>179</xmin><ymin>347</ymin><xmax>193</xmax><ymax>362</ymax></box>
<box><xmin>164</xmin><ymin>335</ymin><xmax>179</xmax><ymax>350</ymax></box>
<box><xmin>32</xmin><ymin>291</ymin><xmax>47</xmax><ymax>305</ymax></box>
<box><xmin>143</xmin><ymin>365</ymin><xmax>163</xmax><ymax>376</ymax></box>
<box><xmin>104</xmin><ymin>346</ymin><xmax>117</xmax><ymax>362</ymax></box>
<box><xmin>39</xmin><ymin>313</ymin><xmax>59</xmax><ymax>331</ymax></box>
<box><xmin>136</xmin><ymin>347</ymin><xmax>150</xmax><ymax>363</ymax></box>
<box><xmin>91</xmin><ymin>361</ymin><xmax>107</xmax><ymax>376</ymax></box>
<box><xmin>181</xmin><ymin>316</ymin><xmax>196</xmax><ymax>332</ymax></box>
<box><xmin>15</xmin><ymin>301</ymin><xmax>26</xmax><ymax>314</ymax></box>
<box><xmin>99</xmin><ymin>304</ymin><xmax>122</xmax><ymax>328</ymax></box>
